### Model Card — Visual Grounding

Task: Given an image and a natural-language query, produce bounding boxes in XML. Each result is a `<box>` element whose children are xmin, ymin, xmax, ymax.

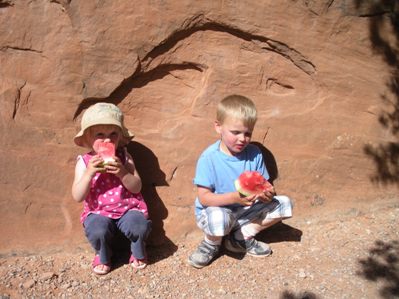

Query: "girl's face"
<box><xmin>215</xmin><ymin>117</ymin><xmax>253</xmax><ymax>156</ymax></box>
<box><xmin>86</xmin><ymin>125</ymin><xmax>122</xmax><ymax>150</ymax></box>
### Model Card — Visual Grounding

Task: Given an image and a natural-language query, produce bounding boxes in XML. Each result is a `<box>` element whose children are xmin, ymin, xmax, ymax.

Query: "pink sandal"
<box><xmin>92</xmin><ymin>255</ymin><xmax>111</xmax><ymax>275</ymax></box>
<box><xmin>129</xmin><ymin>254</ymin><xmax>147</xmax><ymax>269</ymax></box>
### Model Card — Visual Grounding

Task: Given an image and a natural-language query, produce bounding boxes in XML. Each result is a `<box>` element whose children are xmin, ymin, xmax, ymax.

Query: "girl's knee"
<box><xmin>136</xmin><ymin>219</ymin><xmax>152</xmax><ymax>237</ymax></box>
<box><xmin>84</xmin><ymin>214</ymin><xmax>114</xmax><ymax>239</ymax></box>
<box><xmin>120</xmin><ymin>210</ymin><xmax>151</xmax><ymax>238</ymax></box>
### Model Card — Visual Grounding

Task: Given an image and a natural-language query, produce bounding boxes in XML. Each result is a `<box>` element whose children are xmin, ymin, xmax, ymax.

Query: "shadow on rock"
<box><xmin>109</xmin><ymin>141</ymin><xmax>178</xmax><ymax>268</ymax></box>
<box><xmin>357</xmin><ymin>239</ymin><xmax>399</xmax><ymax>297</ymax></box>
<box><xmin>126</xmin><ymin>141</ymin><xmax>171</xmax><ymax>245</ymax></box>
<box><xmin>251</xmin><ymin>141</ymin><xmax>279</xmax><ymax>184</ymax></box>
<box><xmin>352</xmin><ymin>0</ymin><xmax>399</xmax><ymax>186</ymax></box>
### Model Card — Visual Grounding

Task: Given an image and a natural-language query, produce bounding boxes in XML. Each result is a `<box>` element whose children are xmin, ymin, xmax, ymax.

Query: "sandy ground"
<box><xmin>1</xmin><ymin>197</ymin><xmax>398</xmax><ymax>299</ymax></box>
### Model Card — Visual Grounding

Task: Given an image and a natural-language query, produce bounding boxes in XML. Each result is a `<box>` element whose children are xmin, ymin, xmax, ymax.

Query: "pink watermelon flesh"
<box><xmin>235</xmin><ymin>171</ymin><xmax>273</xmax><ymax>196</ymax></box>
<box><xmin>93</xmin><ymin>140</ymin><xmax>115</xmax><ymax>163</ymax></box>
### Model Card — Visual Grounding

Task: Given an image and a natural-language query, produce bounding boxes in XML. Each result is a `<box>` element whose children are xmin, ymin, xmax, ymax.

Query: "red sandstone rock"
<box><xmin>0</xmin><ymin>0</ymin><xmax>397</xmax><ymax>253</ymax></box>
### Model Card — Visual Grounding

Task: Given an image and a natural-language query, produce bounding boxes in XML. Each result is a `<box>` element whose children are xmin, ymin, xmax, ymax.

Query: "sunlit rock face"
<box><xmin>0</xmin><ymin>0</ymin><xmax>397</xmax><ymax>252</ymax></box>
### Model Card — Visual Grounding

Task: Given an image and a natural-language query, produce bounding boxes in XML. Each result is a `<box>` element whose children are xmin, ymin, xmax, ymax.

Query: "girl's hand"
<box><xmin>86</xmin><ymin>155</ymin><xmax>105</xmax><ymax>177</ymax></box>
<box><xmin>103</xmin><ymin>156</ymin><xmax>129</xmax><ymax>178</ymax></box>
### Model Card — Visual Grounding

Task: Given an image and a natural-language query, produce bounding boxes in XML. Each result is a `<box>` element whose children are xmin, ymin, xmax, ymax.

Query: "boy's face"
<box><xmin>215</xmin><ymin>117</ymin><xmax>253</xmax><ymax>156</ymax></box>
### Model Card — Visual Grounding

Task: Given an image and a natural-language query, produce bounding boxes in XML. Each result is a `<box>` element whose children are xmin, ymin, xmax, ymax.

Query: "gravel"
<box><xmin>1</xmin><ymin>199</ymin><xmax>398</xmax><ymax>299</ymax></box>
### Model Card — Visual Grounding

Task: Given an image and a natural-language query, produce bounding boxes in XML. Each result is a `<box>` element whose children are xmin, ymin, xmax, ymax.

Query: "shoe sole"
<box><xmin>187</xmin><ymin>257</ymin><xmax>206</xmax><ymax>269</ymax></box>
<box><xmin>246</xmin><ymin>250</ymin><xmax>272</xmax><ymax>257</ymax></box>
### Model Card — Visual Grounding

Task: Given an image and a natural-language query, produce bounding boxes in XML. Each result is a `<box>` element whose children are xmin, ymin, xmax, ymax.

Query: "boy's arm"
<box><xmin>197</xmin><ymin>186</ymin><xmax>255</xmax><ymax>207</ymax></box>
<box><xmin>253</xmin><ymin>147</ymin><xmax>276</xmax><ymax>202</ymax></box>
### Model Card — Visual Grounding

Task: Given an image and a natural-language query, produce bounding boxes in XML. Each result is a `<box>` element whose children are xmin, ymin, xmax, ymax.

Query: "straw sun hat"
<box><xmin>74</xmin><ymin>102</ymin><xmax>134</xmax><ymax>147</ymax></box>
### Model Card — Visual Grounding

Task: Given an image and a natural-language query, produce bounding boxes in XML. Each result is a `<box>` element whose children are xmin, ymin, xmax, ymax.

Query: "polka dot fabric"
<box><xmin>79</xmin><ymin>151</ymin><xmax>148</xmax><ymax>223</ymax></box>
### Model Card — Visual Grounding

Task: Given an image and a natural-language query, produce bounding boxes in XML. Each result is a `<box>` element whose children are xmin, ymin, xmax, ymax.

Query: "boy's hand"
<box><xmin>236</xmin><ymin>192</ymin><xmax>257</xmax><ymax>206</ymax></box>
<box><xmin>256</xmin><ymin>186</ymin><xmax>276</xmax><ymax>203</ymax></box>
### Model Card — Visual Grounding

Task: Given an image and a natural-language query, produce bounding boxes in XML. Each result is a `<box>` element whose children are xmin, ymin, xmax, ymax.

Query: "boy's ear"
<box><xmin>214</xmin><ymin>120</ymin><xmax>222</xmax><ymax>134</ymax></box>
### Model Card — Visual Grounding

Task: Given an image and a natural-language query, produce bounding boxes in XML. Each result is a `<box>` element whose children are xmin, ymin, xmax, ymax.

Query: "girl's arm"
<box><xmin>105</xmin><ymin>151</ymin><xmax>142</xmax><ymax>194</ymax></box>
<box><xmin>197</xmin><ymin>186</ymin><xmax>256</xmax><ymax>207</ymax></box>
<box><xmin>71</xmin><ymin>156</ymin><xmax>100</xmax><ymax>202</ymax></box>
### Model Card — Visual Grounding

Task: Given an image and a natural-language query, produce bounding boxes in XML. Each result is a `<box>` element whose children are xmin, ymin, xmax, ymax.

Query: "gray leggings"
<box><xmin>84</xmin><ymin>210</ymin><xmax>152</xmax><ymax>264</ymax></box>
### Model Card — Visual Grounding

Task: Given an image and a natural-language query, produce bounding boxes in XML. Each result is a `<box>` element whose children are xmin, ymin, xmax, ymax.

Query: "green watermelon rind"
<box><xmin>97</xmin><ymin>158</ymin><xmax>116</xmax><ymax>173</ymax></box>
<box><xmin>235</xmin><ymin>174</ymin><xmax>273</xmax><ymax>196</ymax></box>
<box><xmin>98</xmin><ymin>158</ymin><xmax>115</xmax><ymax>167</ymax></box>
<box><xmin>234</xmin><ymin>179</ymin><xmax>253</xmax><ymax>197</ymax></box>
<box><xmin>102</xmin><ymin>157</ymin><xmax>115</xmax><ymax>164</ymax></box>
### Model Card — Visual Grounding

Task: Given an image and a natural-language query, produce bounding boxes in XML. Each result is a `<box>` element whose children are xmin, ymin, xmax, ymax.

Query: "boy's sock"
<box><xmin>236</xmin><ymin>218</ymin><xmax>282</xmax><ymax>240</ymax></box>
<box><xmin>204</xmin><ymin>235</ymin><xmax>222</xmax><ymax>246</ymax></box>
<box><xmin>235</xmin><ymin>223</ymin><xmax>264</xmax><ymax>240</ymax></box>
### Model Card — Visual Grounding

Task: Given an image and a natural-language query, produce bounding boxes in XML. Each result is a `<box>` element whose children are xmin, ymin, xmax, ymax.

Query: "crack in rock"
<box><xmin>142</xmin><ymin>16</ymin><xmax>316</xmax><ymax>75</ymax></box>
<box><xmin>0</xmin><ymin>0</ymin><xmax>13</xmax><ymax>8</ymax></box>
<box><xmin>1</xmin><ymin>46</ymin><xmax>43</xmax><ymax>54</ymax></box>
<box><xmin>74</xmin><ymin>62</ymin><xmax>204</xmax><ymax>119</ymax></box>
<box><xmin>263</xmin><ymin>40</ymin><xmax>316</xmax><ymax>75</ymax></box>
<box><xmin>12</xmin><ymin>81</ymin><xmax>27</xmax><ymax>120</ymax></box>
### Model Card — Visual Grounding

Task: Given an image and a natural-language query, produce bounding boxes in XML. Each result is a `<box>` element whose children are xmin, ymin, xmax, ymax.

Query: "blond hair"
<box><xmin>216</xmin><ymin>95</ymin><xmax>257</xmax><ymax>128</ymax></box>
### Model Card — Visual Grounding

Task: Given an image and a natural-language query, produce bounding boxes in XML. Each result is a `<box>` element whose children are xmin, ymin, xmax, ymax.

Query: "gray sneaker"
<box><xmin>224</xmin><ymin>236</ymin><xmax>272</xmax><ymax>257</ymax></box>
<box><xmin>188</xmin><ymin>241</ymin><xmax>220</xmax><ymax>268</ymax></box>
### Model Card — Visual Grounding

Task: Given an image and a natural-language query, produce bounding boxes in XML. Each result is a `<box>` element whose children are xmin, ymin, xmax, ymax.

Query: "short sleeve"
<box><xmin>253</xmin><ymin>146</ymin><xmax>270</xmax><ymax>181</ymax></box>
<box><xmin>193</xmin><ymin>154</ymin><xmax>215</xmax><ymax>191</ymax></box>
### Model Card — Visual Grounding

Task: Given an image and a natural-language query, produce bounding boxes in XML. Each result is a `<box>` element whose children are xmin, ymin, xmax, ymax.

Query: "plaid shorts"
<box><xmin>196</xmin><ymin>195</ymin><xmax>293</xmax><ymax>237</ymax></box>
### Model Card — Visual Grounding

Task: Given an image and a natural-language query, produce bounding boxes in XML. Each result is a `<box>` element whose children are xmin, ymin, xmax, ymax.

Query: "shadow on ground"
<box><xmin>354</xmin><ymin>3</ymin><xmax>399</xmax><ymax>291</ymax></box>
<box><xmin>279</xmin><ymin>290</ymin><xmax>320</xmax><ymax>299</ymax></box>
<box><xmin>357</xmin><ymin>239</ymin><xmax>399</xmax><ymax>298</ymax></box>
<box><xmin>223</xmin><ymin>221</ymin><xmax>302</xmax><ymax>261</ymax></box>
<box><xmin>108</xmin><ymin>235</ymin><xmax>179</xmax><ymax>271</ymax></box>
<box><xmin>257</xmin><ymin>221</ymin><xmax>302</xmax><ymax>244</ymax></box>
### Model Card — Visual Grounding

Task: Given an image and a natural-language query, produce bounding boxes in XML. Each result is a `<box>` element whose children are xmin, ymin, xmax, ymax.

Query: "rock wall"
<box><xmin>0</xmin><ymin>0</ymin><xmax>398</xmax><ymax>253</ymax></box>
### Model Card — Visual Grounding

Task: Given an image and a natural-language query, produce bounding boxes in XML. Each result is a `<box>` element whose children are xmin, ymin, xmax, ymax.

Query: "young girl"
<box><xmin>72</xmin><ymin>102</ymin><xmax>151</xmax><ymax>275</ymax></box>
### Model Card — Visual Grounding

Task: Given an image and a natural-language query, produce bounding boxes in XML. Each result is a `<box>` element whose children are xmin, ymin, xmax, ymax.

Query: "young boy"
<box><xmin>188</xmin><ymin>94</ymin><xmax>293</xmax><ymax>269</ymax></box>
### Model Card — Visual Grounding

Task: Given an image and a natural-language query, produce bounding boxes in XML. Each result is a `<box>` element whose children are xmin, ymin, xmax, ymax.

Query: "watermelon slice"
<box><xmin>234</xmin><ymin>171</ymin><xmax>273</xmax><ymax>196</ymax></box>
<box><xmin>93</xmin><ymin>140</ymin><xmax>115</xmax><ymax>164</ymax></box>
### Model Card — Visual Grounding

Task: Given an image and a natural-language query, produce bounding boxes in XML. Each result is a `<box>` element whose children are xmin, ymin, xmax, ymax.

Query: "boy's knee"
<box><xmin>275</xmin><ymin>195</ymin><xmax>294</xmax><ymax>211</ymax></box>
<box><xmin>200</xmin><ymin>207</ymin><xmax>234</xmax><ymax>237</ymax></box>
<box><xmin>272</xmin><ymin>195</ymin><xmax>294</xmax><ymax>218</ymax></box>
<box><xmin>275</xmin><ymin>195</ymin><xmax>292</xmax><ymax>205</ymax></box>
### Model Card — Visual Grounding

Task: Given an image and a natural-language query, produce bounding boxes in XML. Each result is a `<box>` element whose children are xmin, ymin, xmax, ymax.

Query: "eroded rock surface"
<box><xmin>0</xmin><ymin>0</ymin><xmax>398</xmax><ymax>253</ymax></box>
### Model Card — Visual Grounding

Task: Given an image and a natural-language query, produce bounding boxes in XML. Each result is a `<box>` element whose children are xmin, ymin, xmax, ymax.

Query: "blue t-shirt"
<box><xmin>193</xmin><ymin>140</ymin><xmax>269</xmax><ymax>217</ymax></box>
